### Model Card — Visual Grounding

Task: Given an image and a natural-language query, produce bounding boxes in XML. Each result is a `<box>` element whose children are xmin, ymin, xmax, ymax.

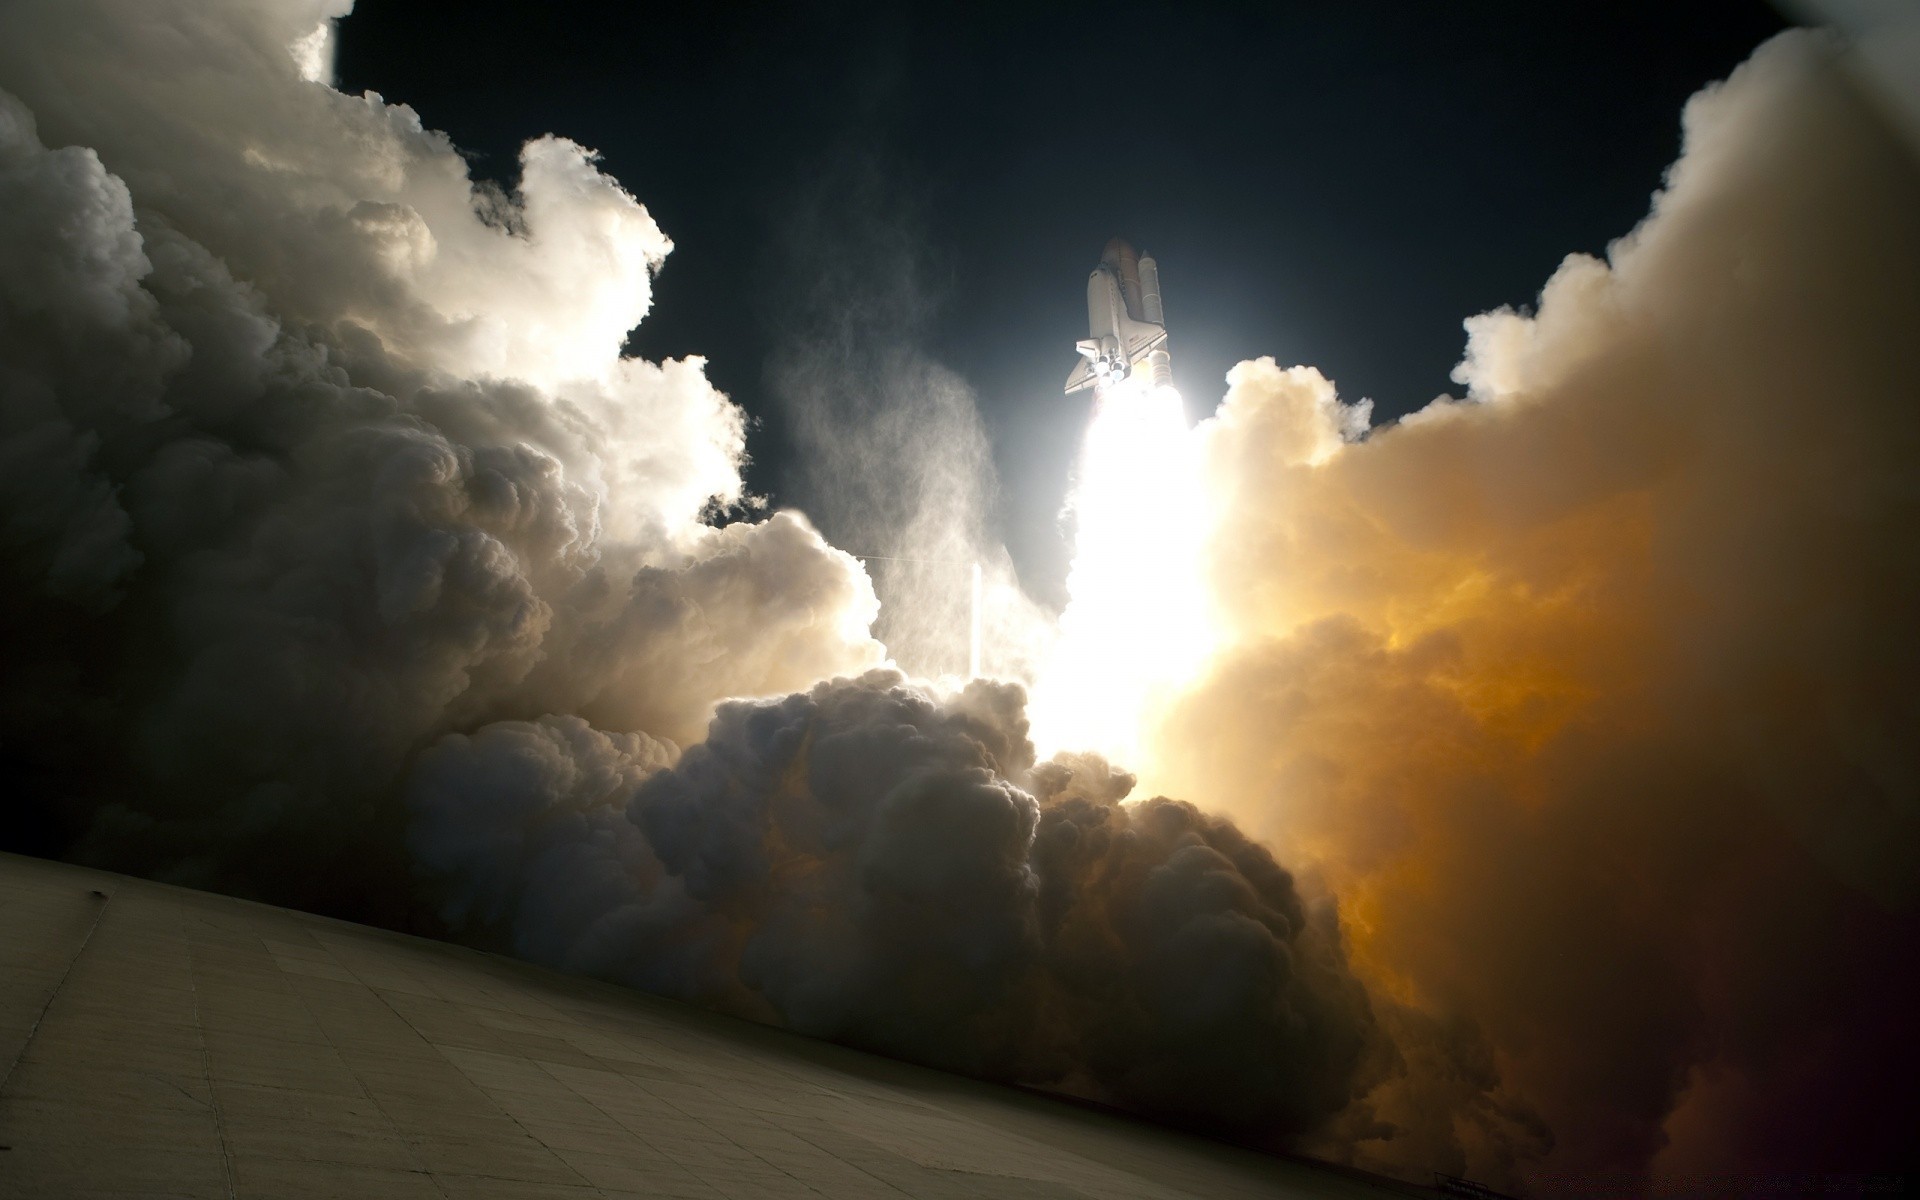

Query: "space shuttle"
<box><xmin>1066</xmin><ymin>237</ymin><xmax>1170</xmax><ymax>395</ymax></box>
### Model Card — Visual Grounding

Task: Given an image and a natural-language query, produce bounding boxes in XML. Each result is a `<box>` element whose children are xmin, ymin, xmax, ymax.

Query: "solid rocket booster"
<box><xmin>1065</xmin><ymin>237</ymin><xmax>1170</xmax><ymax>394</ymax></box>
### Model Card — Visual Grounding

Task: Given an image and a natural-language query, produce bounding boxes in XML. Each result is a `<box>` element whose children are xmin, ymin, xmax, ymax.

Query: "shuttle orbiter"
<box><xmin>1066</xmin><ymin>237</ymin><xmax>1170</xmax><ymax>395</ymax></box>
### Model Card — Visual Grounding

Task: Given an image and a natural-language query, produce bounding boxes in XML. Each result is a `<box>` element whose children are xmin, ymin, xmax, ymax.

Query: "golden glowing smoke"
<box><xmin>1027</xmin><ymin>379</ymin><xmax>1220</xmax><ymax>777</ymax></box>
<box><xmin>1028</xmin><ymin>32</ymin><xmax>1920</xmax><ymax>1192</ymax></box>
<box><xmin>1147</xmin><ymin>37</ymin><xmax>1919</xmax><ymax>1192</ymax></box>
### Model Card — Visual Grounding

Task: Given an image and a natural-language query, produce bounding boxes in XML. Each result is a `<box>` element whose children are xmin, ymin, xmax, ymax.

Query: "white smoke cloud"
<box><xmin>3</xmin><ymin>2</ymin><xmax>674</xmax><ymax>387</ymax></box>
<box><xmin>0</xmin><ymin>0</ymin><xmax>883</xmax><ymax>910</ymax></box>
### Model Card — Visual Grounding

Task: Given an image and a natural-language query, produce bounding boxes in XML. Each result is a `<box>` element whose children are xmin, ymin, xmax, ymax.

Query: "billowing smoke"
<box><xmin>1145</xmin><ymin>32</ymin><xmax>1920</xmax><ymax>1193</ymax></box>
<box><xmin>0</xmin><ymin>0</ymin><xmax>883</xmax><ymax>916</ymax></box>
<box><xmin>409</xmin><ymin>669</ymin><xmax>1383</xmax><ymax>1139</ymax></box>
<box><xmin>0</xmin><ymin>0</ymin><xmax>1387</xmax><ymax>1165</ymax></box>
<box><xmin>4</xmin><ymin>1</ymin><xmax>1915</xmax><ymax>1193</ymax></box>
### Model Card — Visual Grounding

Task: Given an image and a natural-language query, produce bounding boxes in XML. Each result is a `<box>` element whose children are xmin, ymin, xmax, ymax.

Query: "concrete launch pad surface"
<box><xmin>0</xmin><ymin>852</ymin><xmax>1408</xmax><ymax>1199</ymax></box>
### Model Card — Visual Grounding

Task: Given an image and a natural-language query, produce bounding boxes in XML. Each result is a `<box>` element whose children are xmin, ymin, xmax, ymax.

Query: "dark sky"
<box><xmin>335</xmin><ymin>0</ymin><xmax>1792</xmax><ymax>597</ymax></box>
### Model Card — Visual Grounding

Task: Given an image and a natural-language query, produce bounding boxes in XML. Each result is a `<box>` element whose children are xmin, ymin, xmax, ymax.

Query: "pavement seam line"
<box><xmin>360</xmin><ymin>968</ymin><xmax>596</xmax><ymax>1192</ymax></box>
<box><xmin>272</xmin><ymin>921</ymin><xmax>455</xmax><ymax>1190</ymax></box>
<box><xmin>182</xmin><ymin>910</ymin><xmax>240</xmax><ymax>1200</ymax></box>
<box><xmin>535</xmin><ymin>1051</ymin><xmax>852</xmax><ymax>1199</ymax></box>
<box><xmin>275</xmin><ymin>918</ymin><xmax>454</xmax><ymax>1198</ymax></box>
<box><xmin>0</xmin><ymin>883</ymin><xmax>111</xmax><ymax>1098</ymax></box>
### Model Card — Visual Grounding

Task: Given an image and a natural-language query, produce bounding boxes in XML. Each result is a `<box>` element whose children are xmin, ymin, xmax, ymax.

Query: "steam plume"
<box><xmin>768</xmin><ymin>153</ymin><xmax>1052</xmax><ymax>683</ymax></box>
<box><xmin>1153</xmin><ymin>33</ymin><xmax>1920</xmax><ymax>1191</ymax></box>
<box><xmin>0</xmin><ymin>0</ymin><xmax>882</xmax><ymax>912</ymax></box>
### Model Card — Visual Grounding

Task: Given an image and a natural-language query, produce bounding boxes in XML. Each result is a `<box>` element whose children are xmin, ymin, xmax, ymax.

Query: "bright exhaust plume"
<box><xmin>1029</xmin><ymin>379</ymin><xmax>1218</xmax><ymax>776</ymax></box>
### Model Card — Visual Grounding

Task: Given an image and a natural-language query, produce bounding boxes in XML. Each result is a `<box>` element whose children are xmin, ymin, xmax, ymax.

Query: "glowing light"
<box><xmin>288</xmin><ymin>22</ymin><xmax>334</xmax><ymax>85</ymax></box>
<box><xmin>1028</xmin><ymin>379</ymin><xmax>1218</xmax><ymax>776</ymax></box>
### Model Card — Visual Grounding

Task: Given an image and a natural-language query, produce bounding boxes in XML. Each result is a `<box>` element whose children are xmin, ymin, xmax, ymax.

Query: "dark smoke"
<box><xmin>409</xmin><ymin>669</ymin><xmax>1387</xmax><ymax>1140</ymax></box>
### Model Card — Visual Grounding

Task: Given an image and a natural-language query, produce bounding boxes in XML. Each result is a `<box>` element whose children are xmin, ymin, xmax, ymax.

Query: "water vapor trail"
<box><xmin>765</xmin><ymin>151</ymin><xmax>1051</xmax><ymax>684</ymax></box>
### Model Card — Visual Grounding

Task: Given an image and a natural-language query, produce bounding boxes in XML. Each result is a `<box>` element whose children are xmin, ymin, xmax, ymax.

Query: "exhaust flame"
<box><xmin>1028</xmin><ymin>379</ymin><xmax>1218</xmax><ymax>776</ymax></box>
